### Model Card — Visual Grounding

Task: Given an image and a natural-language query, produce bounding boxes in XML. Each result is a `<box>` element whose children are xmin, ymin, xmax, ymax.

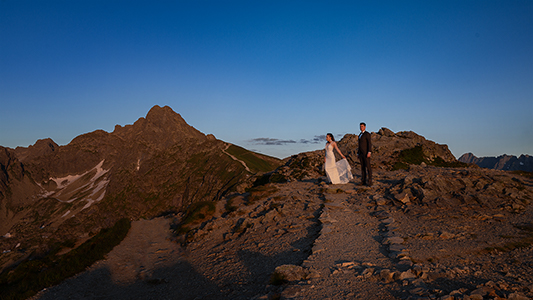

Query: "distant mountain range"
<box><xmin>459</xmin><ymin>152</ymin><xmax>533</xmax><ymax>172</ymax></box>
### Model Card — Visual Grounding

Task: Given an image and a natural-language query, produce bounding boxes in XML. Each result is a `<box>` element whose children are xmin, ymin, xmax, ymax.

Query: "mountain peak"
<box><xmin>146</xmin><ymin>105</ymin><xmax>178</xmax><ymax>119</ymax></box>
<box><xmin>113</xmin><ymin>105</ymin><xmax>207</xmax><ymax>147</ymax></box>
<box><xmin>13</xmin><ymin>138</ymin><xmax>58</xmax><ymax>162</ymax></box>
<box><xmin>144</xmin><ymin>105</ymin><xmax>194</xmax><ymax>134</ymax></box>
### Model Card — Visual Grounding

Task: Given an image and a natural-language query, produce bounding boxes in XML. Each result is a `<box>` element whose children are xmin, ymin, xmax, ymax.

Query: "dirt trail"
<box><xmin>292</xmin><ymin>186</ymin><xmax>398</xmax><ymax>299</ymax></box>
<box><xmin>223</xmin><ymin>144</ymin><xmax>251</xmax><ymax>172</ymax></box>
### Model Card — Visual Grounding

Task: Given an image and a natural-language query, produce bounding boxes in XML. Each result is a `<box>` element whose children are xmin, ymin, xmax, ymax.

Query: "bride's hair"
<box><xmin>327</xmin><ymin>133</ymin><xmax>335</xmax><ymax>141</ymax></box>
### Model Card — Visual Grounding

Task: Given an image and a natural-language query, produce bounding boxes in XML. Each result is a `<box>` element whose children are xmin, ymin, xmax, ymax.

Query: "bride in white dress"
<box><xmin>325</xmin><ymin>133</ymin><xmax>353</xmax><ymax>184</ymax></box>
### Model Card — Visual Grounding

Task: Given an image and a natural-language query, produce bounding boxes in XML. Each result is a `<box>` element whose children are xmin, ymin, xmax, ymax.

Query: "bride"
<box><xmin>324</xmin><ymin>133</ymin><xmax>353</xmax><ymax>184</ymax></box>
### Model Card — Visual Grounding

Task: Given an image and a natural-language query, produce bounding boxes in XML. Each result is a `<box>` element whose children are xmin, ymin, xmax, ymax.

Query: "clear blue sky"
<box><xmin>1</xmin><ymin>0</ymin><xmax>532</xmax><ymax>159</ymax></box>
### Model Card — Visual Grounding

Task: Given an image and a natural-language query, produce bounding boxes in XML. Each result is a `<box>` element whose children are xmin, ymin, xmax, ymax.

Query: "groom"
<box><xmin>357</xmin><ymin>122</ymin><xmax>372</xmax><ymax>186</ymax></box>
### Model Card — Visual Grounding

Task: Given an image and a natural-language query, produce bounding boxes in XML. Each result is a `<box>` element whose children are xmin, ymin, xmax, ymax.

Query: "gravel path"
<box><xmin>292</xmin><ymin>183</ymin><xmax>399</xmax><ymax>299</ymax></box>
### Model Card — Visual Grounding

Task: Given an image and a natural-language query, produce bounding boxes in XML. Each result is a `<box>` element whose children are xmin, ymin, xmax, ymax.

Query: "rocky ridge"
<box><xmin>30</xmin><ymin>148</ymin><xmax>533</xmax><ymax>299</ymax></box>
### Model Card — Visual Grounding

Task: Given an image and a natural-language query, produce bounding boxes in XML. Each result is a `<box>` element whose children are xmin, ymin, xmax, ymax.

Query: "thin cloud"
<box><xmin>299</xmin><ymin>135</ymin><xmax>325</xmax><ymax>144</ymax></box>
<box><xmin>249</xmin><ymin>138</ymin><xmax>297</xmax><ymax>146</ymax></box>
<box><xmin>250</xmin><ymin>135</ymin><xmax>327</xmax><ymax>146</ymax></box>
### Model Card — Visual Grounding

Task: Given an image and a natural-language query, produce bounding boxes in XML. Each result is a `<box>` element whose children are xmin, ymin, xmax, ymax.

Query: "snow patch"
<box><xmin>47</xmin><ymin>160</ymin><xmax>110</xmax><ymax>210</ymax></box>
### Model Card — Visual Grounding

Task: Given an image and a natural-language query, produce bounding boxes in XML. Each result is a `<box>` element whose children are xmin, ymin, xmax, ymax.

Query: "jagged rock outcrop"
<box><xmin>459</xmin><ymin>152</ymin><xmax>533</xmax><ymax>172</ymax></box>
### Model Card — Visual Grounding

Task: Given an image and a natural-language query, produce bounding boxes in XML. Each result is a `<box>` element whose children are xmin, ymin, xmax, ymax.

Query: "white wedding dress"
<box><xmin>325</xmin><ymin>143</ymin><xmax>353</xmax><ymax>184</ymax></box>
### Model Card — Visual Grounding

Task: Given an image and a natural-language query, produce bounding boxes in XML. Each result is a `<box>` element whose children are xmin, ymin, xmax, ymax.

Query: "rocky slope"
<box><xmin>459</xmin><ymin>153</ymin><xmax>533</xmax><ymax>172</ymax></box>
<box><xmin>0</xmin><ymin>105</ymin><xmax>280</xmax><ymax>273</ymax></box>
<box><xmin>30</xmin><ymin>158</ymin><xmax>533</xmax><ymax>300</ymax></box>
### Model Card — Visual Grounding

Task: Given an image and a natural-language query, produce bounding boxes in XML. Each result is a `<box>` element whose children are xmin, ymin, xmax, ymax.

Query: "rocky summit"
<box><xmin>1</xmin><ymin>108</ymin><xmax>533</xmax><ymax>300</ymax></box>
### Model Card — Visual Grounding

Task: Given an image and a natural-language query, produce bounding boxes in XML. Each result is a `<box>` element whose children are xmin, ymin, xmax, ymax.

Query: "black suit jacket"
<box><xmin>358</xmin><ymin>131</ymin><xmax>372</xmax><ymax>156</ymax></box>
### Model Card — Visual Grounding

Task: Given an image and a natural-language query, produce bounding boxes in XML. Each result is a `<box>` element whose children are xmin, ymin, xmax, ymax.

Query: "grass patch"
<box><xmin>392</xmin><ymin>161</ymin><xmax>409</xmax><ymax>170</ymax></box>
<box><xmin>175</xmin><ymin>201</ymin><xmax>216</xmax><ymax>234</ymax></box>
<box><xmin>251</xmin><ymin>171</ymin><xmax>288</xmax><ymax>187</ymax></box>
<box><xmin>391</xmin><ymin>145</ymin><xmax>470</xmax><ymax>170</ymax></box>
<box><xmin>252</xmin><ymin>173</ymin><xmax>273</xmax><ymax>187</ymax></box>
<box><xmin>269</xmin><ymin>173</ymin><xmax>287</xmax><ymax>183</ymax></box>
<box><xmin>431</xmin><ymin>157</ymin><xmax>470</xmax><ymax>168</ymax></box>
<box><xmin>0</xmin><ymin>218</ymin><xmax>131</xmax><ymax>300</ymax></box>
<box><xmin>246</xmin><ymin>185</ymin><xmax>279</xmax><ymax>205</ymax></box>
<box><xmin>398</xmin><ymin>145</ymin><xmax>427</xmax><ymax>165</ymax></box>
<box><xmin>225</xmin><ymin>197</ymin><xmax>238</xmax><ymax>214</ymax></box>
<box><xmin>226</xmin><ymin>145</ymin><xmax>281</xmax><ymax>173</ymax></box>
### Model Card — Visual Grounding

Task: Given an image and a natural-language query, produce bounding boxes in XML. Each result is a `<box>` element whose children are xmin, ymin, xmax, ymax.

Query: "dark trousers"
<box><xmin>359</xmin><ymin>155</ymin><xmax>372</xmax><ymax>185</ymax></box>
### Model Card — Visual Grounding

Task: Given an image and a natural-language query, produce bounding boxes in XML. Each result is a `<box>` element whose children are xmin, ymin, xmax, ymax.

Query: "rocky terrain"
<box><xmin>20</xmin><ymin>128</ymin><xmax>533</xmax><ymax>300</ymax></box>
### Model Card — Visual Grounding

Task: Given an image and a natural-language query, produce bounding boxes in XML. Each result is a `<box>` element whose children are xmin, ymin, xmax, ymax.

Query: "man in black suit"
<box><xmin>357</xmin><ymin>122</ymin><xmax>372</xmax><ymax>186</ymax></box>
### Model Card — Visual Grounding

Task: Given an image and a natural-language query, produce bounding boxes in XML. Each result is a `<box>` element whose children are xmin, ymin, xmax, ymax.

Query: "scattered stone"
<box><xmin>379</xmin><ymin>269</ymin><xmax>394</xmax><ymax>283</ymax></box>
<box><xmin>469</xmin><ymin>294</ymin><xmax>484</xmax><ymax>300</ymax></box>
<box><xmin>383</xmin><ymin>236</ymin><xmax>404</xmax><ymax>244</ymax></box>
<box><xmin>361</xmin><ymin>268</ymin><xmax>375</xmax><ymax>278</ymax></box>
<box><xmin>389</xmin><ymin>244</ymin><xmax>407</xmax><ymax>252</ymax></box>
<box><xmin>281</xmin><ymin>285</ymin><xmax>303</xmax><ymax>299</ymax></box>
<box><xmin>508</xmin><ymin>292</ymin><xmax>530</xmax><ymax>300</ymax></box>
<box><xmin>439</xmin><ymin>231</ymin><xmax>455</xmax><ymax>239</ymax></box>
<box><xmin>336</xmin><ymin>261</ymin><xmax>356</xmax><ymax>268</ymax></box>
<box><xmin>382</xmin><ymin>217</ymin><xmax>395</xmax><ymax>225</ymax></box>
<box><xmin>395</xmin><ymin>193</ymin><xmax>411</xmax><ymax>204</ymax></box>
<box><xmin>397</xmin><ymin>260</ymin><xmax>414</xmax><ymax>270</ymax></box>
<box><xmin>470</xmin><ymin>287</ymin><xmax>489</xmax><ymax>297</ymax></box>
<box><xmin>273</xmin><ymin>265</ymin><xmax>309</xmax><ymax>282</ymax></box>
<box><xmin>409</xmin><ymin>287</ymin><xmax>426</xmax><ymax>296</ymax></box>
<box><xmin>399</xmin><ymin>270</ymin><xmax>417</xmax><ymax>280</ymax></box>
<box><xmin>375</xmin><ymin>198</ymin><xmax>388</xmax><ymax>206</ymax></box>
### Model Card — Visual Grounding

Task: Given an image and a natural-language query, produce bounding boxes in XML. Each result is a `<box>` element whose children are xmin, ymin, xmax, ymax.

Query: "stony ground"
<box><xmin>32</xmin><ymin>166</ymin><xmax>533</xmax><ymax>300</ymax></box>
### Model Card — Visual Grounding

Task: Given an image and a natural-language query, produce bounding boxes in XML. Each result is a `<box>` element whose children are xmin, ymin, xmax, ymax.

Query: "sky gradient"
<box><xmin>1</xmin><ymin>0</ymin><xmax>532</xmax><ymax>159</ymax></box>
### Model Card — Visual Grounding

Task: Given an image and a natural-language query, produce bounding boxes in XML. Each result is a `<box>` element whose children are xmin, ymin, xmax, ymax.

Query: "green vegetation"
<box><xmin>246</xmin><ymin>185</ymin><xmax>279</xmax><ymax>205</ymax></box>
<box><xmin>226</xmin><ymin>145</ymin><xmax>281</xmax><ymax>173</ymax></box>
<box><xmin>174</xmin><ymin>201</ymin><xmax>216</xmax><ymax>234</ymax></box>
<box><xmin>252</xmin><ymin>173</ymin><xmax>272</xmax><ymax>187</ymax></box>
<box><xmin>225</xmin><ymin>196</ymin><xmax>238</xmax><ymax>213</ymax></box>
<box><xmin>269</xmin><ymin>173</ymin><xmax>288</xmax><ymax>183</ymax></box>
<box><xmin>0</xmin><ymin>218</ymin><xmax>131</xmax><ymax>300</ymax></box>
<box><xmin>392</xmin><ymin>145</ymin><xmax>470</xmax><ymax>170</ymax></box>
